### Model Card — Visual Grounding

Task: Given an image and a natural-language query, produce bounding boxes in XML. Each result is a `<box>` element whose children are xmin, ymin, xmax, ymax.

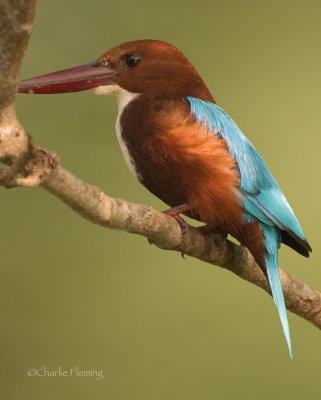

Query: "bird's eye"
<box><xmin>125</xmin><ymin>54</ymin><xmax>141</xmax><ymax>67</ymax></box>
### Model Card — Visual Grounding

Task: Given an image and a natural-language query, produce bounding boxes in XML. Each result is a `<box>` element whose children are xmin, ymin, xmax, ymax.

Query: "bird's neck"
<box><xmin>92</xmin><ymin>84</ymin><xmax>140</xmax><ymax>114</ymax></box>
<box><xmin>116</xmin><ymin>87</ymin><xmax>140</xmax><ymax>115</ymax></box>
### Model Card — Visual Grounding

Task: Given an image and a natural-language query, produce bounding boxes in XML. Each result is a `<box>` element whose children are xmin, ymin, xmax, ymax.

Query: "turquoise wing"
<box><xmin>187</xmin><ymin>96</ymin><xmax>308</xmax><ymax>245</ymax></box>
<box><xmin>187</xmin><ymin>96</ymin><xmax>311</xmax><ymax>359</ymax></box>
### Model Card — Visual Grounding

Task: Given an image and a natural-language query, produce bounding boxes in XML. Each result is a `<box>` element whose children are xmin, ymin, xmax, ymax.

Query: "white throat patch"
<box><xmin>92</xmin><ymin>85</ymin><xmax>140</xmax><ymax>179</ymax></box>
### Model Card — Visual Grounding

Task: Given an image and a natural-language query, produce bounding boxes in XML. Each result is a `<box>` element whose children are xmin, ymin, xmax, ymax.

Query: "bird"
<box><xmin>18</xmin><ymin>39</ymin><xmax>312</xmax><ymax>358</ymax></box>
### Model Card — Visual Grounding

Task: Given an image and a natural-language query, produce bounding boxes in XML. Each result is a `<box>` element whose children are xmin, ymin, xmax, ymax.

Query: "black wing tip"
<box><xmin>300</xmin><ymin>247</ymin><xmax>310</xmax><ymax>258</ymax></box>
<box><xmin>306</xmin><ymin>241</ymin><xmax>312</xmax><ymax>253</ymax></box>
<box><xmin>298</xmin><ymin>237</ymin><xmax>312</xmax><ymax>254</ymax></box>
<box><xmin>281</xmin><ymin>230</ymin><xmax>312</xmax><ymax>257</ymax></box>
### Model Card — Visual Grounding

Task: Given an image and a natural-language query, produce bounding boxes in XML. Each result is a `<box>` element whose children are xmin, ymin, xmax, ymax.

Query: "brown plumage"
<box><xmin>120</xmin><ymin>94</ymin><xmax>267</xmax><ymax>273</ymax></box>
<box><xmin>97</xmin><ymin>40</ymin><xmax>215</xmax><ymax>101</ymax></box>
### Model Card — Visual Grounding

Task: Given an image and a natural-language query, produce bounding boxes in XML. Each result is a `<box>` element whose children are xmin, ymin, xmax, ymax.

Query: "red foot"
<box><xmin>163</xmin><ymin>203</ymin><xmax>191</xmax><ymax>234</ymax></box>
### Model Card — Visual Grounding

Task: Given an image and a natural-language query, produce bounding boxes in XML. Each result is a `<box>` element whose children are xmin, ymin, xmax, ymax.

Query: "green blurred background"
<box><xmin>1</xmin><ymin>0</ymin><xmax>320</xmax><ymax>398</ymax></box>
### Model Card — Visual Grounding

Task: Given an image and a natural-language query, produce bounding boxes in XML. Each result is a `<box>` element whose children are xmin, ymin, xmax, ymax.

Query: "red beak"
<box><xmin>18</xmin><ymin>62</ymin><xmax>119</xmax><ymax>94</ymax></box>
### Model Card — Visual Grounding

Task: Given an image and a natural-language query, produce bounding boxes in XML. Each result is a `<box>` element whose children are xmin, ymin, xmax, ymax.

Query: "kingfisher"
<box><xmin>18</xmin><ymin>39</ymin><xmax>312</xmax><ymax>358</ymax></box>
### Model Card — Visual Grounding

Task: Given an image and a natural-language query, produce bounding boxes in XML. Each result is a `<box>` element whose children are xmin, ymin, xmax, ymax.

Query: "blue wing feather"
<box><xmin>187</xmin><ymin>96</ymin><xmax>301</xmax><ymax>358</ymax></box>
<box><xmin>262</xmin><ymin>224</ymin><xmax>293</xmax><ymax>359</ymax></box>
<box><xmin>187</xmin><ymin>97</ymin><xmax>306</xmax><ymax>241</ymax></box>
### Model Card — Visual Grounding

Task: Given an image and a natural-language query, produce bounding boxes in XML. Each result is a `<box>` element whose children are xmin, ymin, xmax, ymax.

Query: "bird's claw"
<box><xmin>163</xmin><ymin>203</ymin><xmax>191</xmax><ymax>235</ymax></box>
<box><xmin>167</xmin><ymin>214</ymin><xmax>189</xmax><ymax>234</ymax></box>
<box><xmin>147</xmin><ymin>204</ymin><xmax>190</xmax><ymax>254</ymax></box>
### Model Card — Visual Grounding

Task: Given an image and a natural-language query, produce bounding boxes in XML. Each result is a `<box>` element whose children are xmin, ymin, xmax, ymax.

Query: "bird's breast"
<box><xmin>117</xmin><ymin>97</ymin><xmax>194</xmax><ymax>206</ymax></box>
<box><xmin>113</xmin><ymin>88</ymin><xmax>141</xmax><ymax>179</ymax></box>
<box><xmin>116</xmin><ymin>109</ymin><xmax>141</xmax><ymax>180</ymax></box>
<box><xmin>117</xmin><ymin>96</ymin><xmax>242</xmax><ymax>231</ymax></box>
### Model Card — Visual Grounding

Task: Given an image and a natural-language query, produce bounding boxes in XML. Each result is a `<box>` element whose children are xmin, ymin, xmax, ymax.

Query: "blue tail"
<box><xmin>261</xmin><ymin>224</ymin><xmax>293</xmax><ymax>359</ymax></box>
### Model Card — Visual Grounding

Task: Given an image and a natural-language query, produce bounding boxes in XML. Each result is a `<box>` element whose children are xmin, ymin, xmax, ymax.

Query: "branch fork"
<box><xmin>0</xmin><ymin>134</ymin><xmax>59</xmax><ymax>188</ymax></box>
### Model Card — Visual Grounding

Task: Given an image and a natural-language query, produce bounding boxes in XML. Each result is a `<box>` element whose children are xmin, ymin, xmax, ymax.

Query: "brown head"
<box><xmin>18</xmin><ymin>40</ymin><xmax>214</xmax><ymax>102</ymax></box>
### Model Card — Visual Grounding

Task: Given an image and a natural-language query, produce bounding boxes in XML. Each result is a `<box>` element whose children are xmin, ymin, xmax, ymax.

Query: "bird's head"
<box><xmin>18</xmin><ymin>40</ymin><xmax>214</xmax><ymax>102</ymax></box>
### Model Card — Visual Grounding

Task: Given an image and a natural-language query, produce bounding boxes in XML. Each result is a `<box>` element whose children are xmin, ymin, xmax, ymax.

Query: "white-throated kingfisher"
<box><xmin>18</xmin><ymin>40</ymin><xmax>312</xmax><ymax>358</ymax></box>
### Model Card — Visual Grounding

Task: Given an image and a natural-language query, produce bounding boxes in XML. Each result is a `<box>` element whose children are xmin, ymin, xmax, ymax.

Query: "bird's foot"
<box><xmin>163</xmin><ymin>204</ymin><xmax>192</xmax><ymax>260</ymax></box>
<box><xmin>163</xmin><ymin>203</ymin><xmax>191</xmax><ymax>234</ymax></box>
<box><xmin>147</xmin><ymin>204</ymin><xmax>192</xmax><ymax>253</ymax></box>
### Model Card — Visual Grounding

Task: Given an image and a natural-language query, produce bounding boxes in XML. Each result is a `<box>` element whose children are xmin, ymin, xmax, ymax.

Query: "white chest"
<box><xmin>115</xmin><ymin>108</ymin><xmax>140</xmax><ymax>179</ymax></box>
<box><xmin>92</xmin><ymin>85</ymin><xmax>140</xmax><ymax>179</ymax></box>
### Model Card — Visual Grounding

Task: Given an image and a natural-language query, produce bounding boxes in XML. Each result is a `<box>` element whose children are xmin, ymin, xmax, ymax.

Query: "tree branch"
<box><xmin>1</xmin><ymin>0</ymin><xmax>320</xmax><ymax>330</ymax></box>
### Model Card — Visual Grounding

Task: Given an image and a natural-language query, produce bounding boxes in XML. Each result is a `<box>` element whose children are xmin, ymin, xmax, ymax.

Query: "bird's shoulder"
<box><xmin>120</xmin><ymin>95</ymin><xmax>194</xmax><ymax>131</ymax></box>
<box><xmin>120</xmin><ymin>95</ymin><xmax>235</xmax><ymax>162</ymax></box>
